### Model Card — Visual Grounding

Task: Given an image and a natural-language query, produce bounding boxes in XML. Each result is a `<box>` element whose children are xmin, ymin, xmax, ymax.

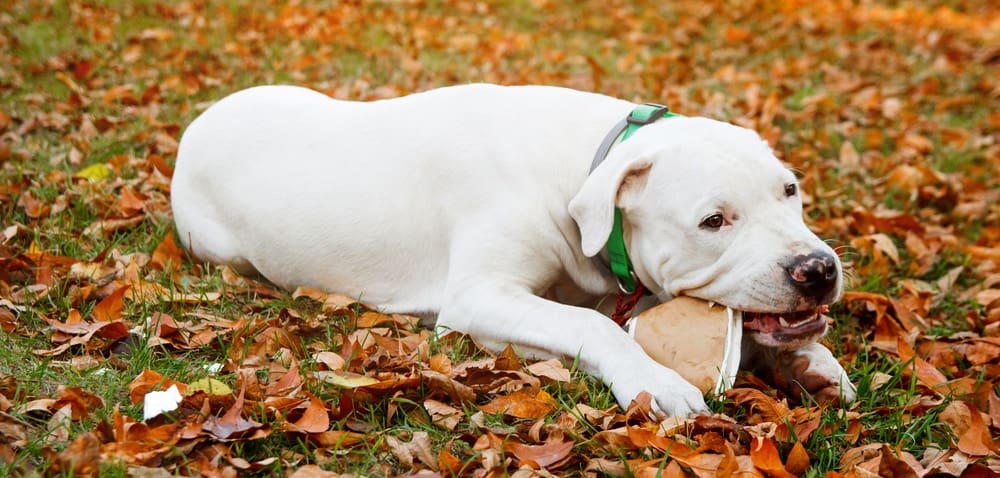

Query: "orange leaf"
<box><xmin>896</xmin><ymin>338</ymin><xmax>948</xmax><ymax>390</ymax></box>
<box><xmin>749</xmin><ymin>438</ymin><xmax>796</xmax><ymax>478</ymax></box>
<box><xmin>266</xmin><ymin>362</ymin><xmax>304</xmax><ymax>396</ymax></box>
<box><xmin>989</xmin><ymin>391</ymin><xmax>1000</xmax><ymax>430</ymax></box>
<box><xmin>626</xmin><ymin>426</ymin><xmax>695</xmax><ymax>457</ymax></box>
<box><xmin>725</xmin><ymin>388</ymin><xmax>793</xmax><ymax>423</ymax></box>
<box><xmin>53</xmin><ymin>386</ymin><xmax>105</xmax><ymax>421</ymax></box>
<box><xmin>724</xmin><ymin>26</ymin><xmax>751</xmax><ymax>43</ymax></box>
<box><xmin>150</xmin><ymin>234</ymin><xmax>184</xmax><ymax>272</ymax></box>
<box><xmin>92</xmin><ymin>285</ymin><xmax>129</xmax><ymax>323</ymax></box>
<box><xmin>284</xmin><ymin>392</ymin><xmax>330</xmax><ymax>434</ymax></box>
<box><xmin>504</xmin><ymin>440</ymin><xmax>574</xmax><ymax>469</ymax></box>
<box><xmin>785</xmin><ymin>441</ymin><xmax>810</xmax><ymax>475</ymax></box>
<box><xmin>307</xmin><ymin>430</ymin><xmax>367</xmax><ymax>448</ymax></box>
<box><xmin>938</xmin><ymin>401</ymin><xmax>998</xmax><ymax>456</ymax></box>
<box><xmin>438</xmin><ymin>448</ymin><xmax>468</xmax><ymax>477</ymax></box>
<box><xmin>479</xmin><ymin>389</ymin><xmax>554</xmax><ymax>419</ymax></box>
<box><xmin>114</xmin><ymin>187</ymin><xmax>146</xmax><ymax>217</ymax></box>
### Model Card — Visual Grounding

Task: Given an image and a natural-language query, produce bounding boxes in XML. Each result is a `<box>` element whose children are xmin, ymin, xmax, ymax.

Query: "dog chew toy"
<box><xmin>627</xmin><ymin>296</ymin><xmax>742</xmax><ymax>395</ymax></box>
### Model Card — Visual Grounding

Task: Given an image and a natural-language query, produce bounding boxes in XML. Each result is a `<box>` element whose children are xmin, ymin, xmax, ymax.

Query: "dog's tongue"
<box><xmin>742</xmin><ymin>305</ymin><xmax>828</xmax><ymax>333</ymax></box>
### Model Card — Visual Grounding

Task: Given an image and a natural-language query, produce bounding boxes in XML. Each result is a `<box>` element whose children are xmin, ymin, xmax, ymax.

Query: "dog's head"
<box><xmin>569</xmin><ymin>116</ymin><xmax>840</xmax><ymax>349</ymax></box>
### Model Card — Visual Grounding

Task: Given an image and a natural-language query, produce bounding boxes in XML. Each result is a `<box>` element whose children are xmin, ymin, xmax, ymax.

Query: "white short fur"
<box><xmin>171</xmin><ymin>84</ymin><xmax>855</xmax><ymax>416</ymax></box>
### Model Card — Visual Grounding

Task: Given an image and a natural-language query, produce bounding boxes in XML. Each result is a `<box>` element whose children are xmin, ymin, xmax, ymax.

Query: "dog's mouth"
<box><xmin>741</xmin><ymin>305</ymin><xmax>829</xmax><ymax>341</ymax></box>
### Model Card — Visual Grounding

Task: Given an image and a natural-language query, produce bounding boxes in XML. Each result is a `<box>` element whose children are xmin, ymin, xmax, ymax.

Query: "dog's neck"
<box><xmin>588</xmin><ymin>104</ymin><xmax>680</xmax><ymax>297</ymax></box>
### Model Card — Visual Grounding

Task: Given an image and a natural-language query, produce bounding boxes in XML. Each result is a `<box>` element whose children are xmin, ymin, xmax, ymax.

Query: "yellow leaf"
<box><xmin>186</xmin><ymin>378</ymin><xmax>232</xmax><ymax>396</ymax></box>
<box><xmin>314</xmin><ymin>371</ymin><xmax>379</xmax><ymax>388</ymax></box>
<box><xmin>75</xmin><ymin>163</ymin><xmax>111</xmax><ymax>181</ymax></box>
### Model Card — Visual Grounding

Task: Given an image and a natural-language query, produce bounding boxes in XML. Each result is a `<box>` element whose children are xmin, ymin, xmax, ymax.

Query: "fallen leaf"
<box><xmin>308</xmin><ymin>430</ymin><xmax>367</xmax><ymax>448</ymax></box>
<box><xmin>92</xmin><ymin>285</ymin><xmax>129</xmax><ymax>322</ymax></box>
<box><xmin>938</xmin><ymin>401</ymin><xmax>998</xmax><ymax>456</ymax></box>
<box><xmin>505</xmin><ymin>439</ymin><xmax>574</xmax><ymax>469</ymax></box>
<box><xmin>424</xmin><ymin>399</ymin><xmax>462</xmax><ymax>431</ymax></box>
<box><xmin>386</xmin><ymin>431</ymin><xmax>437</xmax><ymax>471</ymax></box>
<box><xmin>202</xmin><ymin>385</ymin><xmax>267</xmax><ymax>440</ymax></box>
<box><xmin>48</xmin><ymin>431</ymin><xmax>101</xmax><ymax>476</ymax></box>
<box><xmin>785</xmin><ymin>441</ymin><xmax>810</xmax><ymax>475</ymax></box>
<box><xmin>313</xmin><ymin>370</ymin><xmax>379</xmax><ymax>388</ymax></box>
<box><xmin>288</xmin><ymin>465</ymin><xmax>340</xmax><ymax>478</ymax></box>
<box><xmin>749</xmin><ymin>437</ymin><xmax>796</xmax><ymax>478</ymax></box>
<box><xmin>479</xmin><ymin>389</ymin><xmax>555</xmax><ymax>419</ymax></box>
<box><xmin>150</xmin><ymin>234</ymin><xmax>184</xmax><ymax>272</ymax></box>
<box><xmin>74</xmin><ymin>163</ymin><xmax>111</xmax><ymax>181</ymax></box>
<box><xmin>186</xmin><ymin>378</ymin><xmax>232</xmax><ymax>396</ymax></box>
<box><xmin>526</xmin><ymin>359</ymin><xmax>571</xmax><ymax>382</ymax></box>
<box><xmin>283</xmin><ymin>392</ymin><xmax>329</xmax><ymax>434</ymax></box>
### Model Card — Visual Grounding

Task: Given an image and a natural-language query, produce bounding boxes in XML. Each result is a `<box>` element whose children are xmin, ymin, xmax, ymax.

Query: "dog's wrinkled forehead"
<box><xmin>632</xmin><ymin>118</ymin><xmax>795</xmax><ymax>196</ymax></box>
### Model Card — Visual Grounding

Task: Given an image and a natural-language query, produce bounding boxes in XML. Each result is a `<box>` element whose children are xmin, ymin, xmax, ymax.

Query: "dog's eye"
<box><xmin>784</xmin><ymin>183</ymin><xmax>798</xmax><ymax>197</ymax></box>
<box><xmin>700</xmin><ymin>214</ymin><xmax>725</xmax><ymax>230</ymax></box>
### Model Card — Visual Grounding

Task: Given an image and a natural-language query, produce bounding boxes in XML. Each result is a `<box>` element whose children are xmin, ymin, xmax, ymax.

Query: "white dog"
<box><xmin>171</xmin><ymin>84</ymin><xmax>855</xmax><ymax>416</ymax></box>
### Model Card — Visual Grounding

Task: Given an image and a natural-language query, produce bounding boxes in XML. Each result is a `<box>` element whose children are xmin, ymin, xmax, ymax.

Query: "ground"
<box><xmin>0</xmin><ymin>0</ymin><xmax>998</xmax><ymax>476</ymax></box>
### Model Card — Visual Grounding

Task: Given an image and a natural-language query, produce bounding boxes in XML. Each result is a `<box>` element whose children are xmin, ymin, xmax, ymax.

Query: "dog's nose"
<box><xmin>785</xmin><ymin>252</ymin><xmax>839</xmax><ymax>301</ymax></box>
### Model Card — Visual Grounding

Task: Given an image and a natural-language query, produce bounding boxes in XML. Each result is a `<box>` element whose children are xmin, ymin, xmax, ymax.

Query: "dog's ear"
<box><xmin>569</xmin><ymin>151</ymin><xmax>652</xmax><ymax>257</ymax></box>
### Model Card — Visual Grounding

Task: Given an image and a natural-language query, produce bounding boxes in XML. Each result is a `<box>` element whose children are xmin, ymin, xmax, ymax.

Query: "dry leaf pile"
<box><xmin>0</xmin><ymin>0</ymin><xmax>998</xmax><ymax>476</ymax></box>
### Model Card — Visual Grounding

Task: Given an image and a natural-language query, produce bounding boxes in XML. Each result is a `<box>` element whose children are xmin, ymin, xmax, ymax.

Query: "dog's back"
<box><xmin>171</xmin><ymin>84</ymin><xmax>630</xmax><ymax>313</ymax></box>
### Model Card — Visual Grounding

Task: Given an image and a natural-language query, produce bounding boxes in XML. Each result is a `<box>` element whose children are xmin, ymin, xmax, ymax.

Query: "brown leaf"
<box><xmin>48</xmin><ymin>431</ymin><xmax>101</xmax><ymax>476</ymax></box>
<box><xmin>526</xmin><ymin>358</ymin><xmax>571</xmax><ymax>382</ymax></box>
<box><xmin>266</xmin><ymin>362</ymin><xmax>303</xmax><ymax>396</ymax></box>
<box><xmin>53</xmin><ymin>386</ymin><xmax>104</xmax><ymax>421</ymax></box>
<box><xmin>989</xmin><ymin>390</ymin><xmax>1000</xmax><ymax>430</ymax></box>
<box><xmin>420</xmin><ymin>370</ymin><xmax>476</xmax><ymax>403</ymax></box>
<box><xmin>504</xmin><ymin>439</ymin><xmax>574</xmax><ymax>469</ymax></box>
<box><xmin>150</xmin><ymin>234</ymin><xmax>184</xmax><ymax>272</ymax></box>
<box><xmin>292</xmin><ymin>286</ymin><xmax>360</xmax><ymax>314</ymax></box>
<box><xmin>202</xmin><ymin>385</ymin><xmax>266</xmax><ymax>440</ymax></box>
<box><xmin>438</xmin><ymin>447</ymin><xmax>468</xmax><ymax>477</ymax></box>
<box><xmin>479</xmin><ymin>389</ymin><xmax>555</xmax><ymax>419</ymax></box>
<box><xmin>724</xmin><ymin>26</ymin><xmax>751</xmax><ymax>42</ymax></box>
<box><xmin>386</xmin><ymin>431</ymin><xmax>437</xmax><ymax>471</ymax></box>
<box><xmin>83</xmin><ymin>216</ymin><xmax>144</xmax><ymax>236</ymax></box>
<box><xmin>938</xmin><ymin>401</ymin><xmax>998</xmax><ymax>456</ymax></box>
<box><xmin>785</xmin><ymin>441</ymin><xmax>810</xmax><ymax>475</ymax></box>
<box><xmin>283</xmin><ymin>392</ymin><xmax>329</xmax><ymax>434</ymax></box>
<box><xmin>626</xmin><ymin>426</ymin><xmax>696</xmax><ymax>457</ymax></box>
<box><xmin>876</xmin><ymin>444</ymin><xmax>922</xmax><ymax>478</ymax></box>
<box><xmin>307</xmin><ymin>430</ymin><xmax>367</xmax><ymax>448</ymax></box>
<box><xmin>45</xmin><ymin>404</ymin><xmax>73</xmax><ymax>443</ymax></box>
<box><xmin>725</xmin><ymin>388</ymin><xmax>793</xmax><ymax>423</ymax></box>
<box><xmin>896</xmin><ymin>338</ymin><xmax>949</xmax><ymax>391</ymax></box>
<box><xmin>147</xmin><ymin>154</ymin><xmax>174</xmax><ymax>178</ymax></box>
<box><xmin>92</xmin><ymin>285</ymin><xmax>129</xmax><ymax>323</ymax></box>
<box><xmin>749</xmin><ymin>437</ymin><xmax>796</xmax><ymax>478</ymax></box>
<box><xmin>0</xmin><ymin>107</ymin><xmax>10</xmax><ymax>131</ymax></box>
<box><xmin>288</xmin><ymin>465</ymin><xmax>340</xmax><ymax>478</ymax></box>
<box><xmin>114</xmin><ymin>187</ymin><xmax>146</xmax><ymax>217</ymax></box>
<box><xmin>424</xmin><ymin>399</ymin><xmax>462</xmax><ymax>431</ymax></box>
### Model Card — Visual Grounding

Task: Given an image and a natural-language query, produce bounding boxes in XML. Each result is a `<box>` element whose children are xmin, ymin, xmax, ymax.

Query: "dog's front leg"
<box><xmin>437</xmin><ymin>280</ymin><xmax>708</xmax><ymax>417</ymax></box>
<box><xmin>742</xmin><ymin>340</ymin><xmax>856</xmax><ymax>405</ymax></box>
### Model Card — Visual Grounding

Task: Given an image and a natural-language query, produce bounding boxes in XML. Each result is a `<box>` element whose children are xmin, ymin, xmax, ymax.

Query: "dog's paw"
<box><xmin>774</xmin><ymin>343</ymin><xmax>856</xmax><ymax>405</ymax></box>
<box><xmin>610</xmin><ymin>359</ymin><xmax>708</xmax><ymax>417</ymax></box>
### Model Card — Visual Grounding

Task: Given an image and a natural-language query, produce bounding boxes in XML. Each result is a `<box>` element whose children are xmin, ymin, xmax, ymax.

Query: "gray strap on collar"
<box><xmin>590</xmin><ymin>103</ymin><xmax>673</xmax><ymax>173</ymax></box>
<box><xmin>589</xmin><ymin>117</ymin><xmax>630</xmax><ymax>173</ymax></box>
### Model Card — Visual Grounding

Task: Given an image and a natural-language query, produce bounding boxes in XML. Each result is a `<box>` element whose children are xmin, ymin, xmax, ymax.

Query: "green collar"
<box><xmin>590</xmin><ymin>103</ymin><xmax>680</xmax><ymax>293</ymax></box>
